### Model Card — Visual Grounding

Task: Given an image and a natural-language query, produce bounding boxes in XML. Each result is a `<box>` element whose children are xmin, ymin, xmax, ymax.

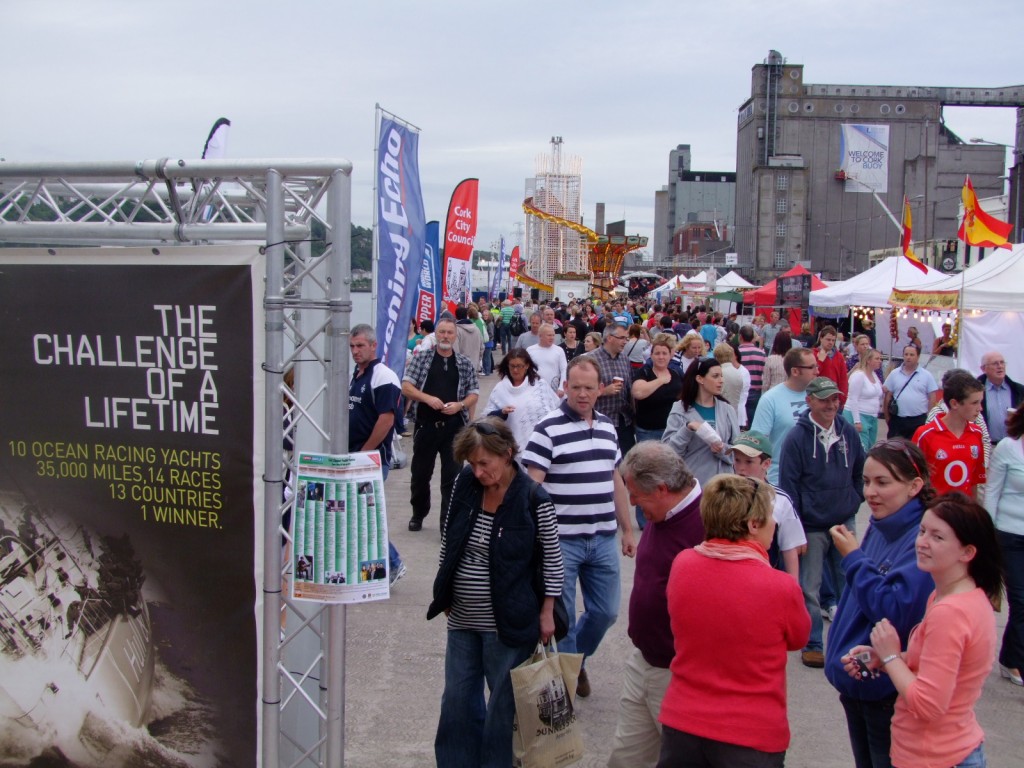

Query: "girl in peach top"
<box><xmin>844</xmin><ymin>493</ymin><xmax>1003</xmax><ymax>768</ymax></box>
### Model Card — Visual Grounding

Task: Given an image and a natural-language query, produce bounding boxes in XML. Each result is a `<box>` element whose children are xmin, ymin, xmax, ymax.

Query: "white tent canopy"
<box><xmin>716</xmin><ymin>270</ymin><xmax>754</xmax><ymax>288</ymax></box>
<box><xmin>891</xmin><ymin>244</ymin><xmax>1024</xmax><ymax>312</ymax></box>
<box><xmin>809</xmin><ymin>256</ymin><xmax>948</xmax><ymax>308</ymax></box>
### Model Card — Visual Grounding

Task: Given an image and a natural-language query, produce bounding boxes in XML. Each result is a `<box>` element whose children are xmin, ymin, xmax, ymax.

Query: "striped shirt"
<box><xmin>522</xmin><ymin>402</ymin><xmax>621</xmax><ymax>538</ymax></box>
<box><xmin>442</xmin><ymin>499</ymin><xmax>563</xmax><ymax>632</ymax></box>
<box><xmin>739</xmin><ymin>343</ymin><xmax>766</xmax><ymax>392</ymax></box>
<box><xmin>500</xmin><ymin>305</ymin><xmax>515</xmax><ymax>325</ymax></box>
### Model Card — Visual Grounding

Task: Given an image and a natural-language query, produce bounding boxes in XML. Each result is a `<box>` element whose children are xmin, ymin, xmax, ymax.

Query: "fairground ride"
<box><xmin>520</xmin><ymin>197</ymin><xmax>648</xmax><ymax>300</ymax></box>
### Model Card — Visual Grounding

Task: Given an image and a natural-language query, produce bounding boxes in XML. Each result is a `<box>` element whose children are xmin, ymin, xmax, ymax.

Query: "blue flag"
<box><xmin>375</xmin><ymin>116</ymin><xmax>426</xmax><ymax>381</ymax></box>
<box><xmin>415</xmin><ymin>221</ymin><xmax>441</xmax><ymax>326</ymax></box>
<box><xmin>489</xmin><ymin>237</ymin><xmax>505</xmax><ymax>298</ymax></box>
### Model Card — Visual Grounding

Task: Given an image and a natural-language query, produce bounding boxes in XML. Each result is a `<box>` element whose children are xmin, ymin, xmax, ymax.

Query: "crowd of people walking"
<box><xmin>372</xmin><ymin>293</ymin><xmax>1019</xmax><ymax>767</ymax></box>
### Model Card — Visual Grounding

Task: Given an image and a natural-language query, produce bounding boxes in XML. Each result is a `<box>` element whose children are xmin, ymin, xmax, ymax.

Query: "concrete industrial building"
<box><xmin>733</xmin><ymin>50</ymin><xmax>1022</xmax><ymax>282</ymax></box>
<box><xmin>649</xmin><ymin>144</ymin><xmax>736</xmax><ymax>273</ymax></box>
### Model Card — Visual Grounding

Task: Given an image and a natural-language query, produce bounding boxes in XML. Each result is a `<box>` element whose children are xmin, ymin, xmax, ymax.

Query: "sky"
<box><xmin>3</xmin><ymin>0</ymin><xmax>1022</xmax><ymax>257</ymax></box>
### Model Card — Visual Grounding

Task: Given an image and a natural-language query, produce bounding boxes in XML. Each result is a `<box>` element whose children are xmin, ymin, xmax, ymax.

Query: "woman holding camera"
<box><xmin>825</xmin><ymin>439</ymin><xmax>936</xmax><ymax>768</ymax></box>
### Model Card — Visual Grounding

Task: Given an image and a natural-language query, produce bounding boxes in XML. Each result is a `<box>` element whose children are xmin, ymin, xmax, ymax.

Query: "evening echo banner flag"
<box><xmin>901</xmin><ymin>196</ymin><xmax>928</xmax><ymax>274</ymax></box>
<box><xmin>959</xmin><ymin>175</ymin><xmax>1013</xmax><ymax>249</ymax></box>
<box><xmin>376</xmin><ymin>114</ymin><xmax>426</xmax><ymax>381</ymax></box>
<box><xmin>442</xmin><ymin>178</ymin><xmax>479</xmax><ymax>314</ymax></box>
<box><xmin>415</xmin><ymin>220</ymin><xmax>442</xmax><ymax>326</ymax></box>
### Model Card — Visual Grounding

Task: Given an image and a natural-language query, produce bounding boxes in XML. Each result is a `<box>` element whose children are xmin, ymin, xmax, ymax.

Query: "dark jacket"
<box><xmin>427</xmin><ymin>465</ymin><xmax>559</xmax><ymax>647</ymax></box>
<box><xmin>824</xmin><ymin>498</ymin><xmax>934</xmax><ymax>700</ymax></box>
<box><xmin>978</xmin><ymin>373</ymin><xmax>1024</xmax><ymax>435</ymax></box>
<box><xmin>778</xmin><ymin>411</ymin><xmax>865</xmax><ymax>531</ymax></box>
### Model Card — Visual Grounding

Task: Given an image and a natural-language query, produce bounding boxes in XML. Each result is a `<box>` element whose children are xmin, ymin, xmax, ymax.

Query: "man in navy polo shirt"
<box><xmin>349</xmin><ymin>323</ymin><xmax>406</xmax><ymax>585</ymax></box>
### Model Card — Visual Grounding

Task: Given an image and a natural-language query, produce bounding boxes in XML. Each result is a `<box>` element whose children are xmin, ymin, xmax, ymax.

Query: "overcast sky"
<box><xmin>3</xmin><ymin>0</ymin><xmax>1021</xmax><ymax>254</ymax></box>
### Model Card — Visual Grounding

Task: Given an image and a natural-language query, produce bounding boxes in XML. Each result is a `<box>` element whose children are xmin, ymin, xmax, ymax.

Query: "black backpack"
<box><xmin>510</xmin><ymin>313</ymin><xmax>527</xmax><ymax>335</ymax></box>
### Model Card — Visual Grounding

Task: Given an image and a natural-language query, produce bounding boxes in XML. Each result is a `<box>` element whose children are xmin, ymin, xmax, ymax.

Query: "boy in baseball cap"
<box><xmin>728</xmin><ymin>431</ymin><xmax>807</xmax><ymax>579</ymax></box>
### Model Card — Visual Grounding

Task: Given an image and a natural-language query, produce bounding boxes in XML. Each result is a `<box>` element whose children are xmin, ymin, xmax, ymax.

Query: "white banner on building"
<box><xmin>840</xmin><ymin>124</ymin><xmax>889</xmax><ymax>193</ymax></box>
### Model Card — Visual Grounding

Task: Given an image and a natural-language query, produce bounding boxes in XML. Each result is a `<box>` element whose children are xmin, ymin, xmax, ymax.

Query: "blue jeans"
<box><xmin>633</xmin><ymin>427</ymin><xmax>665</xmax><ymax>530</ymax></box>
<box><xmin>845</xmin><ymin>410</ymin><xmax>879</xmax><ymax>452</ymax></box>
<box><xmin>499</xmin><ymin>323</ymin><xmax>512</xmax><ymax>351</ymax></box>
<box><xmin>800</xmin><ymin>520</ymin><xmax>854</xmax><ymax>652</ymax></box>
<box><xmin>840</xmin><ymin>693</ymin><xmax>896</xmax><ymax>768</ymax></box>
<box><xmin>998</xmin><ymin>530</ymin><xmax>1024</xmax><ymax>671</ymax></box>
<box><xmin>953</xmin><ymin>743</ymin><xmax>986</xmax><ymax>768</ymax></box>
<box><xmin>559</xmin><ymin>533</ymin><xmax>620</xmax><ymax>660</ymax></box>
<box><xmin>482</xmin><ymin>346</ymin><xmax>494</xmax><ymax>375</ymax></box>
<box><xmin>380</xmin><ymin>463</ymin><xmax>402</xmax><ymax>571</ymax></box>
<box><xmin>435</xmin><ymin>629</ymin><xmax>534</xmax><ymax>768</ymax></box>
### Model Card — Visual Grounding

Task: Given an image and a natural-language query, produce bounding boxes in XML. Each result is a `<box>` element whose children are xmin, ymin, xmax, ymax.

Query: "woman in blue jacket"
<box><xmin>824</xmin><ymin>439</ymin><xmax>936</xmax><ymax>768</ymax></box>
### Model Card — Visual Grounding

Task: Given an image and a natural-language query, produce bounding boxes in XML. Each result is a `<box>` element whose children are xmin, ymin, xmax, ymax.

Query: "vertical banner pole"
<box><xmin>325</xmin><ymin>168</ymin><xmax>352</xmax><ymax>767</ymax></box>
<box><xmin>262</xmin><ymin>169</ymin><xmax>286</xmax><ymax>768</ymax></box>
<box><xmin>370</xmin><ymin>104</ymin><xmax>381</xmax><ymax>329</ymax></box>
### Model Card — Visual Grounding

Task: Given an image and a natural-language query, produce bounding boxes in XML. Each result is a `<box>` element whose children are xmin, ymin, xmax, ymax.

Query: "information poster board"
<box><xmin>291</xmin><ymin>451</ymin><xmax>390</xmax><ymax>604</ymax></box>
<box><xmin>777</xmin><ymin>273</ymin><xmax>812</xmax><ymax>309</ymax></box>
<box><xmin>0</xmin><ymin>247</ymin><xmax>264</xmax><ymax>767</ymax></box>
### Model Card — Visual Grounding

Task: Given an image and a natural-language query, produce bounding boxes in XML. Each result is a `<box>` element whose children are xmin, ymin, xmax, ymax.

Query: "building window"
<box><xmin>776</xmin><ymin>174</ymin><xmax>788</xmax><ymax>191</ymax></box>
<box><xmin>776</xmin><ymin>199</ymin><xmax>788</xmax><ymax>214</ymax></box>
<box><xmin>775</xmin><ymin>223</ymin><xmax>787</xmax><ymax>238</ymax></box>
<box><xmin>774</xmin><ymin>250</ymin><xmax>787</xmax><ymax>269</ymax></box>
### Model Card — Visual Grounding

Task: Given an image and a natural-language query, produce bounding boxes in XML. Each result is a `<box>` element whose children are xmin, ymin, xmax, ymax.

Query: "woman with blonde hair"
<box><xmin>584</xmin><ymin>331</ymin><xmax>603</xmax><ymax>353</ymax></box>
<box><xmin>845</xmin><ymin>348</ymin><xmax>884</xmax><ymax>451</ymax></box>
<box><xmin>713</xmin><ymin>343</ymin><xmax>749</xmax><ymax>427</ymax></box>
<box><xmin>672</xmin><ymin>331</ymin><xmax>705</xmax><ymax>375</ymax></box>
<box><xmin>657</xmin><ymin>475</ymin><xmax>809</xmax><ymax>767</ymax></box>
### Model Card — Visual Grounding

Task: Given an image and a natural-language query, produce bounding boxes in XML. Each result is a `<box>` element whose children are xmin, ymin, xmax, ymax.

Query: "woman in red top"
<box><xmin>844</xmin><ymin>493</ymin><xmax>1003</xmax><ymax>768</ymax></box>
<box><xmin>657</xmin><ymin>475</ymin><xmax>810</xmax><ymax>767</ymax></box>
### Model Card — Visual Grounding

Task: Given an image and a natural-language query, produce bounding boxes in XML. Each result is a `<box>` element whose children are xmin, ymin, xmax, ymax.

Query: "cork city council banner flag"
<box><xmin>375</xmin><ymin>113</ymin><xmax>426</xmax><ymax>381</ymax></box>
<box><xmin>839</xmin><ymin>123</ymin><xmax>889</xmax><ymax>193</ymax></box>
<box><xmin>0</xmin><ymin>246</ymin><xmax>264</xmax><ymax>766</ymax></box>
<box><xmin>441</xmin><ymin>178</ymin><xmax>479</xmax><ymax>314</ymax></box>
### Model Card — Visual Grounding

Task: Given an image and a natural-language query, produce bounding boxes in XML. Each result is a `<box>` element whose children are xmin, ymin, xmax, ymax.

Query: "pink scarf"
<box><xmin>695</xmin><ymin>538</ymin><xmax>769</xmax><ymax>565</ymax></box>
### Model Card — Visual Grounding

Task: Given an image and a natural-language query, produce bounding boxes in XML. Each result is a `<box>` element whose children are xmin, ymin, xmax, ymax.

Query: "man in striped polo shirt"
<box><xmin>523</xmin><ymin>355</ymin><xmax>637</xmax><ymax>698</ymax></box>
<box><xmin>738</xmin><ymin>324</ymin><xmax>766</xmax><ymax>426</ymax></box>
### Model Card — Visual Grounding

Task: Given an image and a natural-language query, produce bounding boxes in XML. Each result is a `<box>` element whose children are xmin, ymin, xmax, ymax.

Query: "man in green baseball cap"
<box><xmin>777</xmin><ymin>377</ymin><xmax>865</xmax><ymax>668</ymax></box>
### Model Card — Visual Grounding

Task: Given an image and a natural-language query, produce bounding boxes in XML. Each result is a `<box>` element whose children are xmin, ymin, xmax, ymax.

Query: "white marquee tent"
<box><xmin>809</xmin><ymin>256</ymin><xmax>949</xmax><ymax>308</ymax></box>
<box><xmin>890</xmin><ymin>244</ymin><xmax>1024</xmax><ymax>381</ymax></box>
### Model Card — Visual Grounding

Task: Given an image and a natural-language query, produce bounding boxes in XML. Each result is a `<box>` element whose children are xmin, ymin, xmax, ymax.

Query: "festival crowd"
<box><xmin>347</xmin><ymin>293</ymin><xmax>1022</xmax><ymax>768</ymax></box>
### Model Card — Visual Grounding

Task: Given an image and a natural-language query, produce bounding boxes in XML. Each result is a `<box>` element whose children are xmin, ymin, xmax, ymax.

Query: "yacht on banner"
<box><xmin>0</xmin><ymin>491</ymin><xmax>155</xmax><ymax>753</ymax></box>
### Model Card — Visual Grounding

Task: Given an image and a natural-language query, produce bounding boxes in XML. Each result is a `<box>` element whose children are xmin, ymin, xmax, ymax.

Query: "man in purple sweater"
<box><xmin>608</xmin><ymin>442</ymin><xmax>705</xmax><ymax>768</ymax></box>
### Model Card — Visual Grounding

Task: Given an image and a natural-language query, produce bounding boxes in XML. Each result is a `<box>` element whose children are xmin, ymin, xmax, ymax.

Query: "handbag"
<box><xmin>528</xmin><ymin>482</ymin><xmax>570</xmax><ymax>641</ymax></box>
<box><xmin>887</xmin><ymin>370</ymin><xmax>918</xmax><ymax>418</ymax></box>
<box><xmin>511</xmin><ymin>640</ymin><xmax>585</xmax><ymax>768</ymax></box>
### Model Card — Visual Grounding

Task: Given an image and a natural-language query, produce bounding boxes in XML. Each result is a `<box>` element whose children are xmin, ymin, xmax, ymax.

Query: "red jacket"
<box><xmin>815</xmin><ymin>348</ymin><xmax>849</xmax><ymax>406</ymax></box>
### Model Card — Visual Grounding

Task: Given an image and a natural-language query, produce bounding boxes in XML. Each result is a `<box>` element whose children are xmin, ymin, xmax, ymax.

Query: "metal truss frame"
<box><xmin>0</xmin><ymin>157</ymin><xmax>354</xmax><ymax>767</ymax></box>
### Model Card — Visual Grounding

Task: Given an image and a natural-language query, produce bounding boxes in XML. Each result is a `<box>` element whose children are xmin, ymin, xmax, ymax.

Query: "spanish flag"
<box><xmin>901</xmin><ymin>196</ymin><xmax>928</xmax><ymax>274</ymax></box>
<box><xmin>958</xmin><ymin>176</ymin><xmax>1013</xmax><ymax>249</ymax></box>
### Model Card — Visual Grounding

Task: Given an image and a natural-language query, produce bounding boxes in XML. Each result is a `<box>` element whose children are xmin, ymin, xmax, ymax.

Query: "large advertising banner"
<box><xmin>376</xmin><ymin>114</ymin><xmax>426</xmax><ymax>382</ymax></box>
<box><xmin>441</xmin><ymin>178</ymin><xmax>479</xmax><ymax>314</ymax></box>
<box><xmin>290</xmin><ymin>451</ymin><xmax>390</xmax><ymax>604</ymax></box>
<box><xmin>509</xmin><ymin>245</ymin><xmax>520</xmax><ymax>284</ymax></box>
<box><xmin>0</xmin><ymin>246</ymin><xmax>264</xmax><ymax>767</ymax></box>
<box><xmin>415</xmin><ymin>220</ymin><xmax>441</xmax><ymax>326</ymax></box>
<box><xmin>839</xmin><ymin>124</ymin><xmax>890</xmax><ymax>193</ymax></box>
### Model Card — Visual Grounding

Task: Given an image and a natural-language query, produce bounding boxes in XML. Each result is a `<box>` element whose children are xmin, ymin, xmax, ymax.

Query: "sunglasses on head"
<box><xmin>875</xmin><ymin>439</ymin><xmax>922</xmax><ymax>478</ymax></box>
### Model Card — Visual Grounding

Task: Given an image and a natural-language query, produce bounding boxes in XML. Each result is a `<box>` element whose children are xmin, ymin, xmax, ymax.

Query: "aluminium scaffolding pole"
<box><xmin>0</xmin><ymin>156</ymin><xmax>354</xmax><ymax>768</ymax></box>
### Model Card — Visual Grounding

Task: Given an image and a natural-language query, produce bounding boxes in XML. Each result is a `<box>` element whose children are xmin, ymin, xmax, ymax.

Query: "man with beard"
<box><xmin>402</xmin><ymin>318</ymin><xmax>479</xmax><ymax>531</ymax></box>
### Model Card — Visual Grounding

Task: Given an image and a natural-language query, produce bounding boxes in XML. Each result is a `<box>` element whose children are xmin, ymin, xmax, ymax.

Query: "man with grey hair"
<box><xmin>979</xmin><ymin>350</ymin><xmax>1024</xmax><ymax>444</ymax></box>
<box><xmin>607</xmin><ymin>442</ymin><xmax>703</xmax><ymax>768</ymax></box>
<box><xmin>589</xmin><ymin>324</ymin><xmax>636</xmax><ymax>454</ymax></box>
<box><xmin>402</xmin><ymin>317</ymin><xmax>479</xmax><ymax>531</ymax></box>
<box><xmin>349</xmin><ymin>324</ymin><xmax>406</xmax><ymax>582</ymax></box>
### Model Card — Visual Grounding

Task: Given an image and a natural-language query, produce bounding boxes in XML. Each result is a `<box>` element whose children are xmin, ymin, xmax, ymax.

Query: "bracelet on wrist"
<box><xmin>881</xmin><ymin>654</ymin><xmax>900</xmax><ymax>666</ymax></box>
